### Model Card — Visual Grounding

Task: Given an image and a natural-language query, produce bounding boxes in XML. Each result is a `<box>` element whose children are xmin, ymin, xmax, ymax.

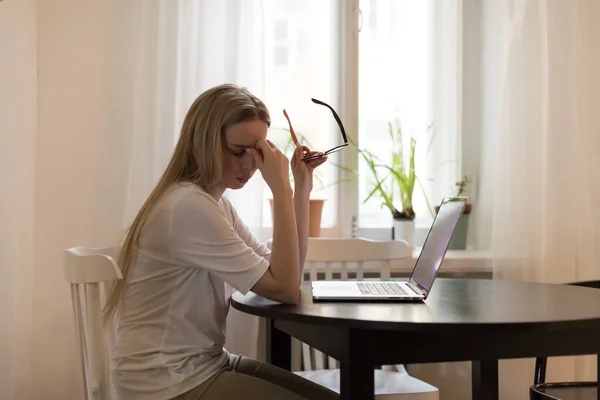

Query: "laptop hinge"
<box><xmin>407</xmin><ymin>280</ymin><xmax>427</xmax><ymax>296</ymax></box>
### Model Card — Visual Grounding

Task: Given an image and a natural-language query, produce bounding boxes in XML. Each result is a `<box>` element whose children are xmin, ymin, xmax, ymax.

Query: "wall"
<box><xmin>32</xmin><ymin>1</ymin><xmax>133</xmax><ymax>397</ymax></box>
<box><xmin>0</xmin><ymin>1</ymin><xmax>37</xmax><ymax>398</ymax></box>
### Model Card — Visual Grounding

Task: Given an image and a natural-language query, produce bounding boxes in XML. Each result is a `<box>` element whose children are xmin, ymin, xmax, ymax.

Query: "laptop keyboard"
<box><xmin>357</xmin><ymin>282</ymin><xmax>410</xmax><ymax>296</ymax></box>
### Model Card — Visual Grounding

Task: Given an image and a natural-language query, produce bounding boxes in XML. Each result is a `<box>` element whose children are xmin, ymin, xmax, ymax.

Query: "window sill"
<box><xmin>399</xmin><ymin>247</ymin><xmax>493</xmax><ymax>275</ymax></box>
<box><xmin>301</xmin><ymin>248</ymin><xmax>493</xmax><ymax>277</ymax></box>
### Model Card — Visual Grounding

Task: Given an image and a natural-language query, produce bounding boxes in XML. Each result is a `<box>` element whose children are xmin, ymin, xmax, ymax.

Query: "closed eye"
<box><xmin>230</xmin><ymin>148</ymin><xmax>249</xmax><ymax>157</ymax></box>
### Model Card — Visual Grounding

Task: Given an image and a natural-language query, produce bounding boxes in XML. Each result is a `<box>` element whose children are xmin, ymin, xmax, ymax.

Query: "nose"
<box><xmin>241</xmin><ymin>152</ymin><xmax>256</xmax><ymax>171</ymax></box>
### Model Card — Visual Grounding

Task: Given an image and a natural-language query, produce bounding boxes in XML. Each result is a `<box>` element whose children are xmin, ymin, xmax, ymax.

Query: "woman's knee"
<box><xmin>232</xmin><ymin>355</ymin><xmax>338</xmax><ymax>399</ymax></box>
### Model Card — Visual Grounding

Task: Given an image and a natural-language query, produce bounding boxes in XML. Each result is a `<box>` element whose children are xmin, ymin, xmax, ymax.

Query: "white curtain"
<box><xmin>121</xmin><ymin>0</ymin><xmax>267</xmax><ymax>229</ymax></box>
<box><xmin>488</xmin><ymin>0</ymin><xmax>600</xmax><ymax>398</ymax></box>
<box><xmin>0</xmin><ymin>1</ymin><xmax>266</xmax><ymax>398</ymax></box>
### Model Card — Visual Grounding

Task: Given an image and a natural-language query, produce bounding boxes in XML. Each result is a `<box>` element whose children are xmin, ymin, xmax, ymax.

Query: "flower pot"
<box><xmin>308</xmin><ymin>199</ymin><xmax>325</xmax><ymax>237</ymax></box>
<box><xmin>269</xmin><ymin>198</ymin><xmax>325</xmax><ymax>237</ymax></box>
<box><xmin>392</xmin><ymin>218</ymin><xmax>415</xmax><ymax>245</ymax></box>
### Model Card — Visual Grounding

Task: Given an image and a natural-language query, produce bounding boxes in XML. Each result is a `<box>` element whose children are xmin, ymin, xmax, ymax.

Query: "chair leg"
<box><xmin>534</xmin><ymin>357</ymin><xmax>547</xmax><ymax>385</ymax></box>
<box><xmin>597</xmin><ymin>354</ymin><xmax>600</xmax><ymax>400</ymax></box>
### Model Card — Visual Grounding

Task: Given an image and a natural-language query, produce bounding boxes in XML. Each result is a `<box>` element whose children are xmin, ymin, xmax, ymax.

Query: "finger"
<box><xmin>307</xmin><ymin>155</ymin><xmax>328</xmax><ymax>168</ymax></box>
<box><xmin>304</xmin><ymin>150</ymin><xmax>322</xmax><ymax>158</ymax></box>
<box><xmin>249</xmin><ymin>148</ymin><xmax>264</xmax><ymax>169</ymax></box>
<box><xmin>302</xmin><ymin>152</ymin><xmax>324</xmax><ymax>161</ymax></box>
<box><xmin>265</xmin><ymin>139</ymin><xmax>277</xmax><ymax>149</ymax></box>
<box><xmin>255</xmin><ymin>139</ymin><xmax>272</xmax><ymax>154</ymax></box>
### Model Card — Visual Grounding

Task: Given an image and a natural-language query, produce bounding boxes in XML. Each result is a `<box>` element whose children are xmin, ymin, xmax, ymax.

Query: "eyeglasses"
<box><xmin>283</xmin><ymin>98</ymin><xmax>348</xmax><ymax>161</ymax></box>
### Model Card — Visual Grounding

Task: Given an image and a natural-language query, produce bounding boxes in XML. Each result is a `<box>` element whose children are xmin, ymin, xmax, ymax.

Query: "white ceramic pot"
<box><xmin>392</xmin><ymin>218</ymin><xmax>415</xmax><ymax>245</ymax></box>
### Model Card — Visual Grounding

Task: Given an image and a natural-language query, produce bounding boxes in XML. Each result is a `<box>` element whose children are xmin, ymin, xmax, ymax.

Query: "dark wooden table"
<box><xmin>231</xmin><ymin>278</ymin><xmax>600</xmax><ymax>400</ymax></box>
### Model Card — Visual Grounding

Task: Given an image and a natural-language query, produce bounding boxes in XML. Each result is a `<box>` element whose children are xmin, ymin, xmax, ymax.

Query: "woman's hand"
<box><xmin>291</xmin><ymin>145</ymin><xmax>328</xmax><ymax>195</ymax></box>
<box><xmin>251</xmin><ymin>140</ymin><xmax>292</xmax><ymax>197</ymax></box>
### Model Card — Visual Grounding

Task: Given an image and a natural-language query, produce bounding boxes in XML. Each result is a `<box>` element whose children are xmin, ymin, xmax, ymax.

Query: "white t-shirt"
<box><xmin>110</xmin><ymin>182</ymin><xmax>270</xmax><ymax>400</ymax></box>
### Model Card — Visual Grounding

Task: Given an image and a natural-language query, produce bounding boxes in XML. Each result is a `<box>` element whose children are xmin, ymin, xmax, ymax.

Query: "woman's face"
<box><xmin>219</xmin><ymin>119</ymin><xmax>269</xmax><ymax>191</ymax></box>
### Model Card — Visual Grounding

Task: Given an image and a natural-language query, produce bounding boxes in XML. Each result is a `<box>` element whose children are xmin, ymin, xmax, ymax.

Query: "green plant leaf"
<box><xmin>416</xmin><ymin>176</ymin><xmax>435</xmax><ymax>218</ymax></box>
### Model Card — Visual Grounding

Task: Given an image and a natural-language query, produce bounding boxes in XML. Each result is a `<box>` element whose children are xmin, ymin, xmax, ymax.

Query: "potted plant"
<box><xmin>434</xmin><ymin>175</ymin><xmax>472</xmax><ymax>249</ymax></box>
<box><xmin>344</xmin><ymin>121</ymin><xmax>433</xmax><ymax>244</ymax></box>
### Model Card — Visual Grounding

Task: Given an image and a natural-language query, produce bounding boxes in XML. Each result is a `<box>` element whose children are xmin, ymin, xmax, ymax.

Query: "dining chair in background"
<box><xmin>529</xmin><ymin>280</ymin><xmax>600</xmax><ymax>400</ymax></box>
<box><xmin>270</xmin><ymin>237</ymin><xmax>440</xmax><ymax>400</ymax></box>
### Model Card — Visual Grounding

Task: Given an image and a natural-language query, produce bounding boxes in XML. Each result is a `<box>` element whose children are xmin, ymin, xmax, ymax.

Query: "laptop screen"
<box><xmin>409</xmin><ymin>197</ymin><xmax>467</xmax><ymax>293</ymax></box>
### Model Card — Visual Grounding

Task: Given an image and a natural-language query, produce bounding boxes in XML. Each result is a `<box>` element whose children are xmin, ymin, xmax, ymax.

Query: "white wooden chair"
<box><xmin>64</xmin><ymin>246</ymin><xmax>122</xmax><ymax>400</ymax></box>
<box><xmin>293</xmin><ymin>237</ymin><xmax>439</xmax><ymax>400</ymax></box>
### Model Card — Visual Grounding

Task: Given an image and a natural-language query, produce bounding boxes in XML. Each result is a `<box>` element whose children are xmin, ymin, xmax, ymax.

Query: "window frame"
<box><xmin>334</xmin><ymin>0</ymin><xmax>471</xmax><ymax>247</ymax></box>
<box><xmin>260</xmin><ymin>0</ymin><xmax>478</xmax><ymax>249</ymax></box>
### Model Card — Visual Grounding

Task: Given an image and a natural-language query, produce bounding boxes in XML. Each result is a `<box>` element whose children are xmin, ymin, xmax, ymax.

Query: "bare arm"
<box><xmin>294</xmin><ymin>186</ymin><xmax>310</xmax><ymax>268</ymax></box>
<box><xmin>290</xmin><ymin>145</ymin><xmax>327</xmax><ymax>272</ymax></box>
<box><xmin>250</xmin><ymin>141</ymin><xmax>301</xmax><ymax>304</ymax></box>
<box><xmin>252</xmin><ymin>188</ymin><xmax>300</xmax><ymax>304</ymax></box>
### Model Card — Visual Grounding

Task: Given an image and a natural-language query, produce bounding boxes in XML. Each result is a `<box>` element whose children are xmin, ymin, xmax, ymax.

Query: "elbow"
<box><xmin>280</xmin><ymin>287</ymin><xmax>300</xmax><ymax>305</ymax></box>
<box><xmin>286</xmin><ymin>284</ymin><xmax>301</xmax><ymax>304</ymax></box>
<box><xmin>254</xmin><ymin>267</ymin><xmax>301</xmax><ymax>304</ymax></box>
<box><xmin>275</xmin><ymin>271</ymin><xmax>301</xmax><ymax>304</ymax></box>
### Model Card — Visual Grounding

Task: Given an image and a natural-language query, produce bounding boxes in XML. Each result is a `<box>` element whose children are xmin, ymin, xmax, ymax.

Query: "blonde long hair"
<box><xmin>103</xmin><ymin>84</ymin><xmax>270</xmax><ymax>321</ymax></box>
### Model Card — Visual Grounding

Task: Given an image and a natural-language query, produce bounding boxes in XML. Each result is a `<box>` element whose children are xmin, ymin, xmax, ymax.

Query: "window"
<box><xmin>261</xmin><ymin>0</ymin><xmax>462</xmax><ymax>244</ymax></box>
<box><xmin>262</xmin><ymin>0</ymin><xmax>341</xmax><ymax>230</ymax></box>
<box><xmin>357</xmin><ymin>0</ymin><xmax>461</xmax><ymax>235</ymax></box>
<box><xmin>272</xmin><ymin>20</ymin><xmax>289</xmax><ymax>66</ymax></box>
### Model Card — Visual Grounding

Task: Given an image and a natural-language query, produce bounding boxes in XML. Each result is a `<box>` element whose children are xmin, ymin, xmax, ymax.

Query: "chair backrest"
<box><xmin>304</xmin><ymin>237</ymin><xmax>410</xmax><ymax>281</ymax></box>
<box><xmin>64</xmin><ymin>246</ymin><xmax>122</xmax><ymax>400</ymax></box>
<box><xmin>299</xmin><ymin>237</ymin><xmax>411</xmax><ymax>371</ymax></box>
<box><xmin>533</xmin><ymin>279</ymin><xmax>600</xmax><ymax>386</ymax></box>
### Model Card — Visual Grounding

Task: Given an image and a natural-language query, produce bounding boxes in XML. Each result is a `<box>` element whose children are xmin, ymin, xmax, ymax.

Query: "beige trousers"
<box><xmin>172</xmin><ymin>354</ymin><xmax>338</xmax><ymax>400</ymax></box>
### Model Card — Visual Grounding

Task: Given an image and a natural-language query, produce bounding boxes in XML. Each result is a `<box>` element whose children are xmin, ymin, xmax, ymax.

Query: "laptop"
<box><xmin>311</xmin><ymin>197</ymin><xmax>468</xmax><ymax>302</ymax></box>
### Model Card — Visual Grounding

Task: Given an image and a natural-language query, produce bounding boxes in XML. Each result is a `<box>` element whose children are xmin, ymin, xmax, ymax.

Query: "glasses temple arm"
<box><xmin>311</xmin><ymin>98</ymin><xmax>348</xmax><ymax>143</ymax></box>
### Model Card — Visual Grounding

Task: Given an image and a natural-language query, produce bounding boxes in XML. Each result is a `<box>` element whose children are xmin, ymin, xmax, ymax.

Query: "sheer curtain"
<box><xmin>489</xmin><ymin>0</ymin><xmax>600</xmax><ymax>398</ymax></box>
<box><xmin>122</xmin><ymin>0</ymin><xmax>267</xmax><ymax>231</ymax></box>
<box><xmin>0</xmin><ymin>1</ymin><xmax>266</xmax><ymax>398</ymax></box>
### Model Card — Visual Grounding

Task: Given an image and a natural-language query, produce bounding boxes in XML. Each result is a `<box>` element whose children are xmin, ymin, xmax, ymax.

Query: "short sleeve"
<box><xmin>221</xmin><ymin>197</ymin><xmax>271</xmax><ymax>260</ymax></box>
<box><xmin>169</xmin><ymin>190</ymin><xmax>269</xmax><ymax>295</ymax></box>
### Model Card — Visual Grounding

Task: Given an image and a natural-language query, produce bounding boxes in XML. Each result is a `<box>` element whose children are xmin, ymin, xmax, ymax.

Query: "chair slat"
<box><xmin>327</xmin><ymin>356</ymin><xmax>337</xmax><ymax>369</ymax></box>
<box><xmin>72</xmin><ymin>285</ymin><xmax>90</xmax><ymax>398</ymax></box>
<box><xmin>84</xmin><ymin>284</ymin><xmax>105</xmax><ymax>399</ymax></box>
<box><xmin>325</xmin><ymin>262</ymin><xmax>333</xmax><ymax>280</ymax></box>
<box><xmin>380</xmin><ymin>260</ymin><xmax>391</xmax><ymax>279</ymax></box>
<box><xmin>291</xmin><ymin>338</ymin><xmax>302</xmax><ymax>371</ymax></box>
<box><xmin>341</xmin><ymin>262</ymin><xmax>349</xmax><ymax>280</ymax></box>
<box><xmin>302</xmin><ymin>343</ymin><xmax>312</xmax><ymax>371</ymax></box>
<box><xmin>309</xmin><ymin>262</ymin><xmax>317</xmax><ymax>282</ymax></box>
<box><xmin>314</xmin><ymin>348</ymin><xmax>325</xmax><ymax>370</ymax></box>
<box><xmin>357</xmin><ymin>261</ymin><xmax>364</xmax><ymax>280</ymax></box>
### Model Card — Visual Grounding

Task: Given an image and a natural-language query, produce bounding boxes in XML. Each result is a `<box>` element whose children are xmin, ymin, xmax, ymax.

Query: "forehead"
<box><xmin>224</xmin><ymin>120</ymin><xmax>268</xmax><ymax>146</ymax></box>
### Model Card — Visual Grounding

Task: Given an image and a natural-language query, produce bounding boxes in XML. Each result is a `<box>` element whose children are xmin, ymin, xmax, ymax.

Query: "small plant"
<box><xmin>455</xmin><ymin>175</ymin><xmax>468</xmax><ymax>197</ymax></box>
<box><xmin>341</xmin><ymin>121</ymin><xmax>434</xmax><ymax>220</ymax></box>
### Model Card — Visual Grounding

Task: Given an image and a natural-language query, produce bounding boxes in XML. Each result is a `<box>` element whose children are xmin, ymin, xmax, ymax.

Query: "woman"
<box><xmin>104</xmin><ymin>84</ymin><xmax>338</xmax><ymax>399</ymax></box>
